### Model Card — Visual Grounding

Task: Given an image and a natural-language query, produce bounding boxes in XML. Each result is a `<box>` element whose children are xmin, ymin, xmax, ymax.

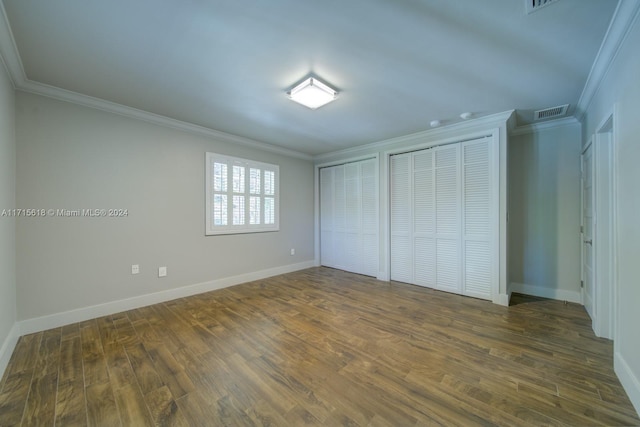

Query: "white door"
<box><xmin>461</xmin><ymin>139</ymin><xmax>496</xmax><ymax>299</ymax></box>
<box><xmin>320</xmin><ymin>167</ymin><xmax>334</xmax><ymax>268</ymax></box>
<box><xmin>581</xmin><ymin>142</ymin><xmax>595</xmax><ymax>320</ymax></box>
<box><xmin>433</xmin><ymin>144</ymin><xmax>462</xmax><ymax>294</ymax></box>
<box><xmin>390</xmin><ymin>137</ymin><xmax>496</xmax><ymax>300</ymax></box>
<box><xmin>320</xmin><ymin>159</ymin><xmax>378</xmax><ymax>277</ymax></box>
<box><xmin>390</xmin><ymin>154</ymin><xmax>413</xmax><ymax>284</ymax></box>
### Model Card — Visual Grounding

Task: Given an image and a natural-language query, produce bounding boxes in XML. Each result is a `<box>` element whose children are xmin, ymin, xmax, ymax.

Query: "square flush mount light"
<box><xmin>287</xmin><ymin>77</ymin><xmax>338</xmax><ymax>109</ymax></box>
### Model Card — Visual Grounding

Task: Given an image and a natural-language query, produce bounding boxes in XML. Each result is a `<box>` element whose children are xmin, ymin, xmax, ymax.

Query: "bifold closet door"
<box><xmin>461</xmin><ymin>138</ymin><xmax>495</xmax><ymax>299</ymax></box>
<box><xmin>390</xmin><ymin>137</ymin><xmax>495</xmax><ymax>300</ymax></box>
<box><xmin>390</xmin><ymin>154</ymin><xmax>412</xmax><ymax>284</ymax></box>
<box><xmin>320</xmin><ymin>159</ymin><xmax>378</xmax><ymax>277</ymax></box>
<box><xmin>390</xmin><ymin>145</ymin><xmax>462</xmax><ymax>293</ymax></box>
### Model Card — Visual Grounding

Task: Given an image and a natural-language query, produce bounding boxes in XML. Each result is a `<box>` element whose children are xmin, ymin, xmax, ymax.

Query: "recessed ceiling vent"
<box><xmin>526</xmin><ymin>0</ymin><xmax>560</xmax><ymax>14</ymax></box>
<box><xmin>534</xmin><ymin>104</ymin><xmax>569</xmax><ymax>121</ymax></box>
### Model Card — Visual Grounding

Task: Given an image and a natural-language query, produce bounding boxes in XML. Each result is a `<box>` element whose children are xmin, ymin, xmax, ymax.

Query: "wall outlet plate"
<box><xmin>158</xmin><ymin>266</ymin><xmax>167</xmax><ymax>277</ymax></box>
<box><xmin>131</xmin><ymin>264</ymin><xmax>140</xmax><ymax>275</ymax></box>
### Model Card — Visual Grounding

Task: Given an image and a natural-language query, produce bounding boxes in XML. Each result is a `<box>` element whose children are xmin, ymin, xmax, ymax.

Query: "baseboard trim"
<box><xmin>495</xmin><ymin>293</ymin><xmax>511</xmax><ymax>307</ymax></box>
<box><xmin>0</xmin><ymin>323</ymin><xmax>20</xmax><ymax>382</ymax></box>
<box><xmin>509</xmin><ymin>282</ymin><xmax>582</xmax><ymax>304</ymax></box>
<box><xmin>615</xmin><ymin>351</ymin><xmax>640</xmax><ymax>415</ymax></box>
<box><xmin>18</xmin><ymin>261</ymin><xmax>315</xmax><ymax>336</ymax></box>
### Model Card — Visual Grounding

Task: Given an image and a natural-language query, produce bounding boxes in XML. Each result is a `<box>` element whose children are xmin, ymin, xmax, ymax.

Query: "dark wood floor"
<box><xmin>1</xmin><ymin>267</ymin><xmax>638</xmax><ymax>426</ymax></box>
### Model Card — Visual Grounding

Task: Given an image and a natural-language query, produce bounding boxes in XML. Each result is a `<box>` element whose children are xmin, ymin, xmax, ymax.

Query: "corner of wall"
<box><xmin>615</xmin><ymin>352</ymin><xmax>640</xmax><ymax>415</ymax></box>
<box><xmin>495</xmin><ymin>292</ymin><xmax>511</xmax><ymax>307</ymax></box>
<box><xmin>0</xmin><ymin>323</ymin><xmax>19</xmax><ymax>381</ymax></box>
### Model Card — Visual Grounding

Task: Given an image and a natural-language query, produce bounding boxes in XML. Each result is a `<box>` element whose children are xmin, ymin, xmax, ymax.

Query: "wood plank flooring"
<box><xmin>1</xmin><ymin>267</ymin><xmax>638</xmax><ymax>426</ymax></box>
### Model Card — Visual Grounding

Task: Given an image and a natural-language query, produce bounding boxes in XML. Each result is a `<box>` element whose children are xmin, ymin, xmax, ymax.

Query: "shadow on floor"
<box><xmin>509</xmin><ymin>292</ymin><xmax>554</xmax><ymax>306</ymax></box>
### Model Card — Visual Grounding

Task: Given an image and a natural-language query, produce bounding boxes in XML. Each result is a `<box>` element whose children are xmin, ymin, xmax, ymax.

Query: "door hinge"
<box><xmin>580</xmin><ymin>225</ymin><xmax>584</xmax><ymax>234</ymax></box>
<box><xmin>580</xmin><ymin>280</ymin><xmax>584</xmax><ymax>288</ymax></box>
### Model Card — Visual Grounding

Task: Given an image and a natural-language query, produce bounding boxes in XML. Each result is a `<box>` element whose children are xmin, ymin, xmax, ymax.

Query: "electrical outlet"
<box><xmin>290</xmin><ymin>248</ymin><xmax>295</xmax><ymax>256</ymax></box>
<box><xmin>131</xmin><ymin>264</ymin><xmax>140</xmax><ymax>275</ymax></box>
<box><xmin>158</xmin><ymin>266</ymin><xmax>167</xmax><ymax>277</ymax></box>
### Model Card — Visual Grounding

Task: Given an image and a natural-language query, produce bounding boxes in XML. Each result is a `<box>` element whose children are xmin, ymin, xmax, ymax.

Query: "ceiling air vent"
<box><xmin>534</xmin><ymin>104</ymin><xmax>569</xmax><ymax>121</ymax></box>
<box><xmin>526</xmin><ymin>0</ymin><xmax>560</xmax><ymax>14</ymax></box>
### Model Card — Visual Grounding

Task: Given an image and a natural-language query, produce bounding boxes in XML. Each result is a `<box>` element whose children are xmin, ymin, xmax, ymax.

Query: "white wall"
<box><xmin>508</xmin><ymin>122</ymin><xmax>582</xmax><ymax>302</ymax></box>
<box><xmin>0</xmin><ymin>59</ymin><xmax>17</xmax><ymax>375</ymax></box>
<box><xmin>15</xmin><ymin>92</ymin><xmax>314</xmax><ymax>326</ymax></box>
<box><xmin>581</xmin><ymin>10</ymin><xmax>640</xmax><ymax>413</ymax></box>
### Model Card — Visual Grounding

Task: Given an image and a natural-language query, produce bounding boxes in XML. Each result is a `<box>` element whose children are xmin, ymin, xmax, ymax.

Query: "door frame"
<box><xmin>580</xmin><ymin>138</ymin><xmax>595</xmax><ymax>323</ymax></box>
<box><xmin>582</xmin><ymin>108</ymin><xmax>616</xmax><ymax>340</ymax></box>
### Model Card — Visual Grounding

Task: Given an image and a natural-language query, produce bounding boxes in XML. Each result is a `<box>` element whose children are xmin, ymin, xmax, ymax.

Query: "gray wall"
<box><xmin>15</xmin><ymin>92</ymin><xmax>314</xmax><ymax>320</ymax></box>
<box><xmin>582</xmin><ymin>11</ymin><xmax>640</xmax><ymax>411</ymax></box>
<box><xmin>0</xmin><ymin>62</ymin><xmax>16</xmax><ymax>354</ymax></box>
<box><xmin>508</xmin><ymin>123</ymin><xmax>582</xmax><ymax>301</ymax></box>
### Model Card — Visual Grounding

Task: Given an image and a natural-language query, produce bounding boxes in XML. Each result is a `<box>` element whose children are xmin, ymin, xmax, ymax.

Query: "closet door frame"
<box><xmin>382</xmin><ymin>128</ymin><xmax>505</xmax><ymax>304</ymax></box>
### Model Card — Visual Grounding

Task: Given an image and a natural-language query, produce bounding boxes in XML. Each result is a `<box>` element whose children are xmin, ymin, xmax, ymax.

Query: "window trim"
<box><xmin>205</xmin><ymin>152</ymin><xmax>279</xmax><ymax>235</ymax></box>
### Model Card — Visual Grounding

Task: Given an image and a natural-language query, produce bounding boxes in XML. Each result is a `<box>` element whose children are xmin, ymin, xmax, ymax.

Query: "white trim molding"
<box><xmin>495</xmin><ymin>293</ymin><xmax>511</xmax><ymax>307</ymax></box>
<box><xmin>0</xmin><ymin>2</ymin><xmax>25</xmax><ymax>87</ymax></box>
<box><xmin>0</xmin><ymin>323</ymin><xmax>20</xmax><ymax>381</ymax></box>
<box><xmin>510</xmin><ymin>116</ymin><xmax>580</xmax><ymax>136</ymax></box>
<box><xmin>313</xmin><ymin>110</ymin><xmax>515</xmax><ymax>163</ymax></box>
<box><xmin>509</xmin><ymin>282</ymin><xmax>582</xmax><ymax>304</ymax></box>
<box><xmin>0</xmin><ymin>4</ymin><xmax>311</xmax><ymax>162</ymax></box>
<box><xmin>17</xmin><ymin>80</ymin><xmax>312</xmax><ymax>161</ymax></box>
<box><xmin>18</xmin><ymin>261</ymin><xmax>315</xmax><ymax>336</ymax></box>
<box><xmin>576</xmin><ymin>1</ymin><xmax>640</xmax><ymax>121</ymax></box>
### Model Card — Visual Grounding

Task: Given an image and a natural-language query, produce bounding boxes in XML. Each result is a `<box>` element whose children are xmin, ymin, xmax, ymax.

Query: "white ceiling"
<box><xmin>1</xmin><ymin>0</ymin><xmax>618</xmax><ymax>156</ymax></box>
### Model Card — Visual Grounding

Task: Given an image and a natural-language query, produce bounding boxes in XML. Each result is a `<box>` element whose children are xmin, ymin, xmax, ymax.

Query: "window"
<box><xmin>206</xmin><ymin>153</ymin><xmax>279</xmax><ymax>235</ymax></box>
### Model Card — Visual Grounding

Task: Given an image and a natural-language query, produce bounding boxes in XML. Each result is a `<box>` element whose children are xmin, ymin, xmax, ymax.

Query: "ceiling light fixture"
<box><xmin>287</xmin><ymin>77</ymin><xmax>338</xmax><ymax>110</ymax></box>
<box><xmin>460</xmin><ymin>112</ymin><xmax>473</xmax><ymax>120</ymax></box>
<box><xmin>430</xmin><ymin>120</ymin><xmax>441</xmax><ymax>128</ymax></box>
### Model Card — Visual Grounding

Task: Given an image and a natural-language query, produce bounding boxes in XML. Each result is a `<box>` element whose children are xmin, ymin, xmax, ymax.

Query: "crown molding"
<box><xmin>0</xmin><ymin>4</ymin><xmax>312</xmax><ymax>161</ymax></box>
<box><xmin>18</xmin><ymin>80</ymin><xmax>313</xmax><ymax>160</ymax></box>
<box><xmin>0</xmin><ymin>1</ymin><xmax>25</xmax><ymax>86</ymax></box>
<box><xmin>314</xmin><ymin>110</ymin><xmax>515</xmax><ymax>163</ymax></box>
<box><xmin>510</xmin><ymin>116</ymin><xmax>580</xmax><ymax>136</ymax></box>
<box><xmin>576</xmin><ymin>1</ymin><xmax>640</xmax><ymax>122</ymax></box>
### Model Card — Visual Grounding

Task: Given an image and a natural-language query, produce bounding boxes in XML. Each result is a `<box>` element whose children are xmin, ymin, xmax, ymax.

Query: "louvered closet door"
<box><xmin>434</xmin><ymin>145</ymin><xmax>462</xmax><ymax>293</ymax></box>
<box><xmin>390</xmin><ymin>154</ymin><xmax>412</xmax><ymax>283</ymax></box>
<box><xmin>361</xmin><ymin>159</ymin><xmax>378</xmax><ymax>277</ymax></box>
<box><xmin>320</xmin><ymin>159</ymin><xmax>378</xmax><ymax>277</ymax></box>
<box><xmin>320</xmin><ymin>167</ymin><xmax>334</xmax><ymax>268</ymax></box>
<box><xmin>344</xmin><ymin>163</ymin><xmax>361</xmax><ymax>273</ymax></box>
<box><xmin>332</xmin><ymin>165</ymin><xmax>346</xmax><ymax>271</ymax></box>
<box><xmin>413</xmin><ymin>150</ymin><xmax>436</xmax><ymax>288</ymax></box>
<box><xmin>462</xmin><ymin>138</ymin><xmax>494</xmax><ymax>299</ymax></box>
<box><xmin>390</xmin><ymin>137</ymin><xmax>495</xmax><ymax>300</ymax></box>
<box><xmin>392</xmin><ymin>147</ymin><xmax>461</xmax><ymax>291</ymax></box>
